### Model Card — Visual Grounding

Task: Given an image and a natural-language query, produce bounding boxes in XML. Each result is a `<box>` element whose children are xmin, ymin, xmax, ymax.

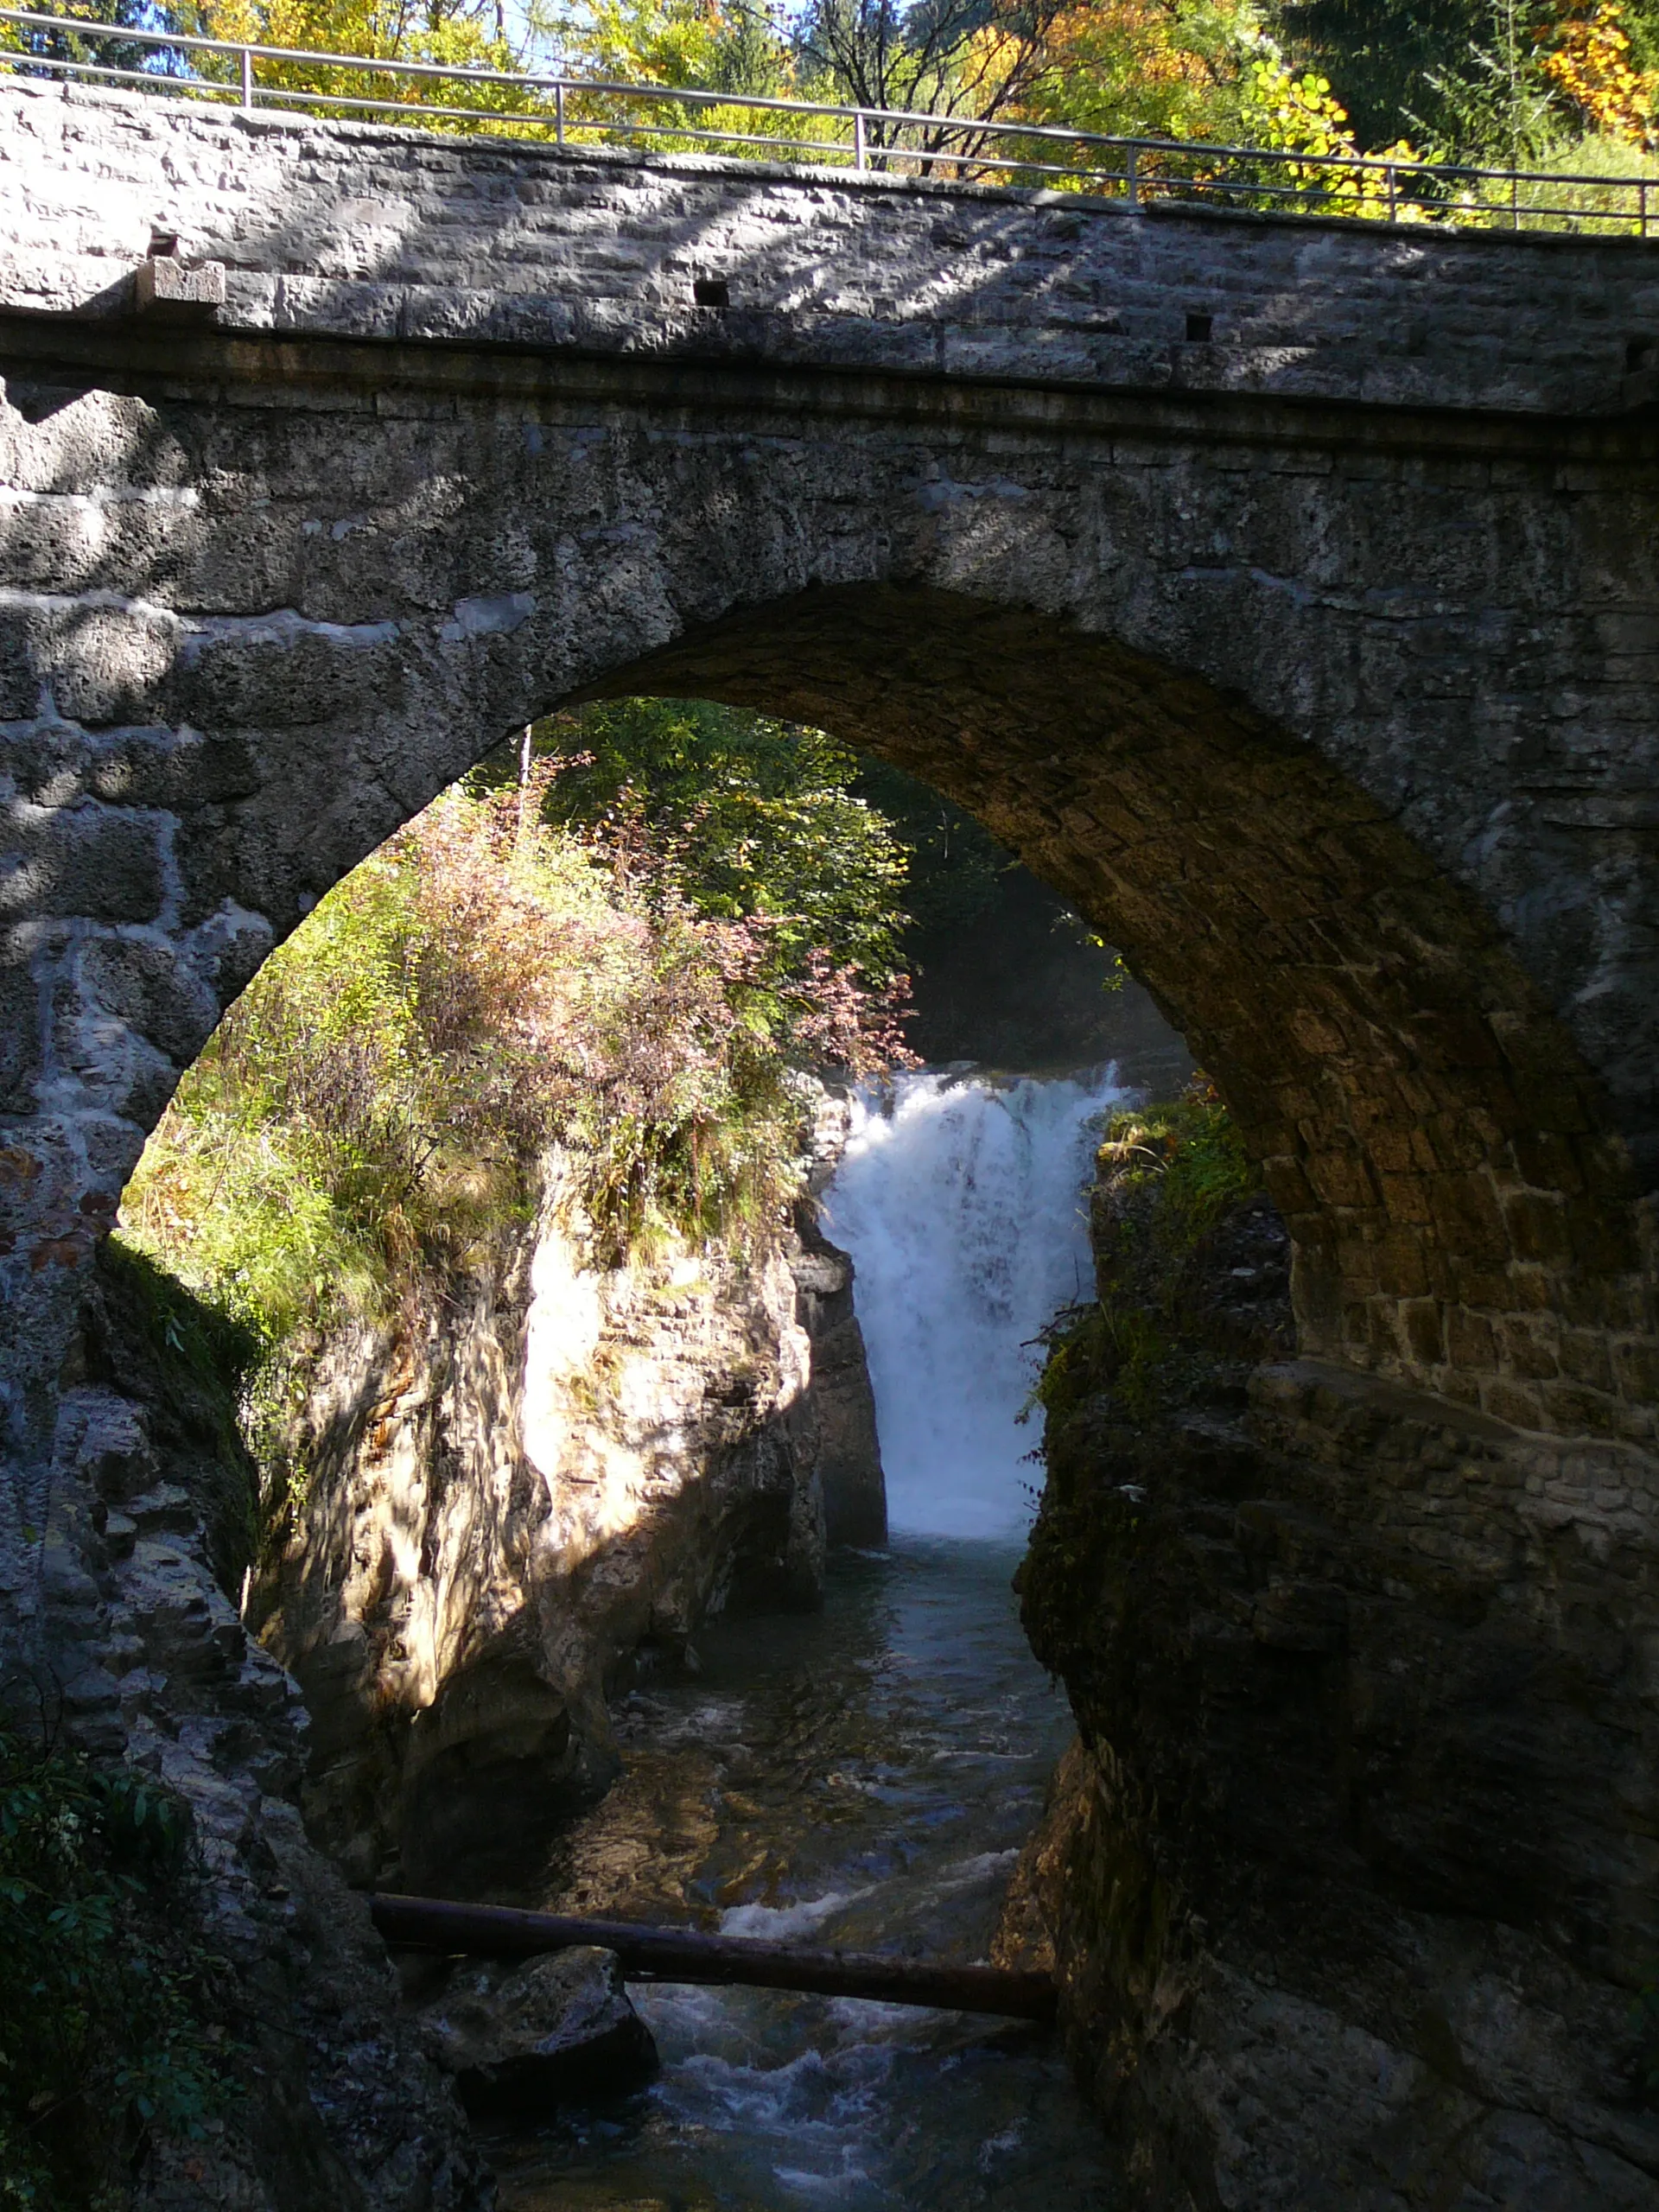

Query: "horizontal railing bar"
<box><xmin>0</xmin><ymin>51</ymin><xmax>237</xmax><ymax>95</ymax></box>
<box><xmin>2</xmin><ymin>5</ymin><xmax>1655</xmax><ymax>226</ymax></box>
<box><xmin>253</xmin><ymin>82</ymin><xmax>862</xmax><ymax>159</ymax></box>
<box><xmin>0</xmin><ymin>53</ymin><xmax>1361</xmax><ymax>191</ymax></box>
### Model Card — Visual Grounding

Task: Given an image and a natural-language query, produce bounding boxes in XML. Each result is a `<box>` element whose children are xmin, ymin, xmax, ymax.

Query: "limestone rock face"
<box><xmin>32</xmin><ymin>1253</ymin><xmax>493</xmax><ymax>2212</ymax></box>
<box><xmin>256</xmin><ymin>1160</ymin><xmax>885</xmax><ymax>1887</ymax></box>
<box><xmin>791</xmin><ymin>1230</ymin><xmax>887</xmax><ymax>1553</ymax></box>
<box><xmin>420</xmin><ymin>1948</ymin><xmax>658</xmax><ymax>2119</ymax></box>
<box><xmin>1009</xmin><ymin>1165</ymin><xmax>1659</xmax><ymax>2210</ymax></box>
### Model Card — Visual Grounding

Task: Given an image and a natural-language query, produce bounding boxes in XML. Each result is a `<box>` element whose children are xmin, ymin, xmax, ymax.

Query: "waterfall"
<box><xmin>821</xmin><ymin>1066</ymin><xmax>1130</xmax><ymax>1541</ymax></box>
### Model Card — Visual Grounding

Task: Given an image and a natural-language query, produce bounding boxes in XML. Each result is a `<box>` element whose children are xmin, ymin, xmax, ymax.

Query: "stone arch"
<box><xmin>595</xmin><ymin>584</ymin><xmax>1655</xmax><ymax>1443</ymax></box>
<box><xmin>5</xmin><ymin>95</ymin><xmax>1659</xmax><ymax>2202</ymax></box>
<box><xmin>3</xmin><ymin>357</ymin><xmax>1657</xmax><ymax>1500</ymax></box>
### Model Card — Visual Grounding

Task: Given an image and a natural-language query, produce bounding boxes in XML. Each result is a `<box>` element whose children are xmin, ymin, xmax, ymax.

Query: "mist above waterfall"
<box><xmin>822</xmin><ymin>1067</ymin><xmax>1130</xmax><ymax>1541</ymax></box>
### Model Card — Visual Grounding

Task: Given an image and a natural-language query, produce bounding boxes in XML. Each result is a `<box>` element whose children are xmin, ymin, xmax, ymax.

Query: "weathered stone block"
<box><xmin>1537</xmin><ymin>1377</ymin><xmax>1624</xmax><ymax>1436</ymax></box>
<box><xmin>1427</xmin><ymin>1173</ymin><xmax>1511</xmax><ymax>1266</ymax></box>
<box><xmin>1497</xmin><ymin>1319</ymin><xmax>1562</xmax><ymax>1382</ymax></box>
<box><xmin>1483</xmin><ymin>1377</ymin><xmax>1547</xmax><ymax>1428</ymax></box>
<box><xmin>1371</xmin><ymin>1228</ymin><xmax>1432</xmax><ymax>1300</ymax></box>
<box><xmin>75</xmin><ymin>936</ymin><xmax>215</xmax><ymax>1066</ymax></box>
<box><xmin>1402</xmin><ymin>1298</ymin><xmax>1447</xmax><ymax>1365</ymax></box>
<box><xmin>1611</xmin><ymin>1337</ymin><xmax>1659</xmax><ymax>1402</ymax></box>
<box><xmin>133</xmin><ymin>255</ymin><xmax>225</xmax><ymax>320</ymax></box>
<box><xmin>2</xmin><ymin>801</ymin><xmax>166</xmax><ymax>923</ymax></box>
<box><xmin>1447</xmin><ymin>1306</ymin><xmax>1498</xmax><ymax>1371</ymax></box>
<box><xmin>1566</xmin><ymin>1193</ymin><xmax>1642</xmax><ymax>1274</ymax></box>
<box><xmin>1502</xmin><ymin>1187</ymin><xmax>1573</xmax><ymax>1266</ymax></box>
<box><xmin>1560</xmin><ymin>1327</ymin><xmax>1615</xmax><ymax>1392</ymax></box>
<box><xmin>1306</xmin><ymin>1148</ymin><xmax>1382</xmax><ymax>1210</ymax></box>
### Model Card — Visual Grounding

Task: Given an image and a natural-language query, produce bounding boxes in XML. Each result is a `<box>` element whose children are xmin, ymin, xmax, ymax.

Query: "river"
<box><xmin>487</xmin><ymin>1068</ymin><xmax>1128</xmax><ymax>2211</ymax></box>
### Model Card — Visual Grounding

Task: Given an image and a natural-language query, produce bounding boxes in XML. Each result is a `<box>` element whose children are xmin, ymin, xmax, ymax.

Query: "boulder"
<box><xmin>419</xmin><ymin>1947</ymin><xmax>658</xmax><ymax>2120</ymax></box>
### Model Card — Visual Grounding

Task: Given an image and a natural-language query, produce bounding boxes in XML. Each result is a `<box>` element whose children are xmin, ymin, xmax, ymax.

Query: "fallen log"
<box><xmin>371</xmin><ymin>1892</ymin><xmax>1057</xmax><ymax>2023</ymax></box>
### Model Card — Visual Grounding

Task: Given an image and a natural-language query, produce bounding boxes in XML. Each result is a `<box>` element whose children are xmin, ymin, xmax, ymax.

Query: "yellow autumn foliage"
<box><xmin>1542</xmin><ymin>1</ymin><xmax>1657</xmax><ymax>146</ymax></box>
<box><xmin>181</xmin><ymin>0</ymin><xmax>543</xmax><ymax>124</ymax></box>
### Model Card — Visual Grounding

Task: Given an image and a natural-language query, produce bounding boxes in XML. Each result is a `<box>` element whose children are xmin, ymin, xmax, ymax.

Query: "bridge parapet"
<box><xmin>3</xmin><ymin>77</ymin><xmax>1659</xmax><ymax>417</ymax></box>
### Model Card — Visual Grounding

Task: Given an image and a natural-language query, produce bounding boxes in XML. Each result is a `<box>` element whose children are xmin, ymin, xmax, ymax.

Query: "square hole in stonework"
<box><xmin>1185</xmin><ymin>311</ymin><xmax>1213</xmax><ymax>343</ymax></box>
<box><xmin>694</xmin><ymin>277</ymin><xmax>731</xmax><ymax>309</ymax></box>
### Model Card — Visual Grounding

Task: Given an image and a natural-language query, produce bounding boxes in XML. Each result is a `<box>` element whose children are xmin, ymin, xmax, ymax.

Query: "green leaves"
<box><xmin>1028</xmin><ymin>1085</ymin><xmax>1257</xmax><ymax>1433</ymax></box>
<box><xmin>1098</xmin><ymin>1092</ymin><xmax>1255</xmax><ymax>1264</ymax></box>
<box><xmin>527</xmin><ymin>697</ymin><xmax>913</xmax><ymax>995</ymax></box>
<box><xmin>0</xmin><ymin>1726</ymin><xmax>231</xmax><ymax>2205</ymax></box>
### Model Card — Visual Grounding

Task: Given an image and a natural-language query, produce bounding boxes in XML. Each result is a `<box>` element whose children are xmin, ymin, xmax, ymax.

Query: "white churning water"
<box><xmin>822</xmin><ymin>1065</ymin><xmax>1131</xmax><ymax>1541</ymax></box>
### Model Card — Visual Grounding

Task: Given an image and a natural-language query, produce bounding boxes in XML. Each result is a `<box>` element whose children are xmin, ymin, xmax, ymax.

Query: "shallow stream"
<box><xmin>488</xmin><ymin>1071</ymin><xmax>1126</xmax><ymax>2211</ymax></box>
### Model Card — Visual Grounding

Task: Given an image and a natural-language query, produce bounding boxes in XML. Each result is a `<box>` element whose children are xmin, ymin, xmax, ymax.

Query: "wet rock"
<box><xmin>791</xmin><ymin>1205</ymin><xmax>887</xmax><ymax>1548</ymax></box>
<box><xmin>419</xmin><ymin>1948</ymin><xmax>659</xmax><ymax>2119</ymax></box>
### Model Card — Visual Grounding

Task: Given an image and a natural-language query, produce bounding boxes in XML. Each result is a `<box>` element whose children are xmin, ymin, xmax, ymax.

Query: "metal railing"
<box><xmin>3</xmin><ymin>5</ymin><xmax>1657</xmax><ymax>237</ymax></box>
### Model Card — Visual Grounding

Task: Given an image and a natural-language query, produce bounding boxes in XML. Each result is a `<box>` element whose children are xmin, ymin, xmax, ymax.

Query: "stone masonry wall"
<box><xmin>5</xmin><ymin>76</ymin><xmax>1659</xmax><ymax>416</ymax></box>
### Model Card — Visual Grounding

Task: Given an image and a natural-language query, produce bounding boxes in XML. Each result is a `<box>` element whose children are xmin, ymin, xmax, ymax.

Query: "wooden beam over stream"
<box><xmin>372</xmin><ymin>1893</ymin><xmax>1058</xmax><ymax>2023</ymax></box>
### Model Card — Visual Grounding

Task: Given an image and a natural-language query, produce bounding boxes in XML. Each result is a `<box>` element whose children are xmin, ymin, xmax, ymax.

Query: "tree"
<box><xmin>520</xmin><ymin>697</ymin><xmax>912</xmax><ymax>995</ymax></box>
<box><xmin>1000</xmin><ymin>0</ymin><xmax>1265</xmax><ymax>144</ymax></box>
<box><xmin>1017</xmin><ymin>0</ymin><xmax>1381</xmax><ymax>144</ymax></box>
<box><xmin>850</xmin><ymin>758</ymin><xmax>1007</xmax><ymax>933</ymax></box>
<box><xmin>1419</xmin><ymin>0</ymin><xmax>1561</xmax><ymax>160</ymax></box>
<box><xmin>797</xmin><ymin>0</ymin><xmax>1071</xmax><ymax>156</ymax></box>
<box><xmin>543</xmin><ymin>0</ymin><xmax>795</xmax><ymax>90</ymax></box>
<box><xmin>181</xmin><ymin>0</ymin><xmax>532</xmax><ymax>118</ymax></box>
<box><xmin>1275</xmin><ymin>0</ymin><xmax>1494</xmax><ymax>148</ymax></box>
<box><xmin>2</xmin><ymin>0</ymin><xmax>176</xmax><ymax>80</ymax></box>
<box><xmin>1537</xmin><ymin>0</ymin><xmax>1656</xmax><ymax>144</ymax></box>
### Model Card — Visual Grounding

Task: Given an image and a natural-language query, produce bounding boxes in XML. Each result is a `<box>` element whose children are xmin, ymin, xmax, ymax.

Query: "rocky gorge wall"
<box><xmin>52</xmin><ymin>1249</ymin><xmax>497</xmax><ymax>2212</ymax></box>
<box><xmin>22</xmin><ymin>1104</ymin><xmax>881</xmax><ymax>2202</ymax></box>
<box><xmin>1001</xmin><ymin>1128</ymin><xmax>1659</xmax><ymax>2209</ymax></box>
<box><xmin>257</xmin><ymin>1149</ymin><xmax>885</xmax><ymax>1889</ymax></box>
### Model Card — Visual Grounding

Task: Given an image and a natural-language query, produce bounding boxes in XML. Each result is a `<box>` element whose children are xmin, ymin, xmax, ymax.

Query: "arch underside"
<box><xmin>593</xmin><ymin>585</ymin><xmax>1651</xmax><ymax>1444</ymax></box>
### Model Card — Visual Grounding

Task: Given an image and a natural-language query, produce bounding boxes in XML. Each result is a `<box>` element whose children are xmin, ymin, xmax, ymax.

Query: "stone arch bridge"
<box><xmin>4</xmin><ymin>78</ymin><xmax>1659</xmax><ymax>2205</ymax></box>
<box><xmin>5</xmin><ymin>76</ymin><xmax>1659</xmax><ymax>1456</ymax></box>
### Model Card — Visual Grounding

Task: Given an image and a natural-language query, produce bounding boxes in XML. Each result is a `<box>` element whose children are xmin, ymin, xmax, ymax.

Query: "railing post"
<box><xmin>1387</xmin><ymin>162</ymin><xmax>1396</xmax><ymax>223</ymax></box>
<box><xmin>239</xmin><ymin>42</ymin><xmax>252</xmax><ymax>111</ymax></box>
<box><xmin>854</xmin><ymin>110</ymin><xmax>867</xmax><ymax>172</ymax></box>
<box><xmin>1511</xmin><ymin>168</ymin><xmax>1520</xmax><ymax>230</ymax></box>
<box><xmin>1642</xmin><ymin>178</ymin><xmax>1649</xmax><ymax>238</ymax></box>
<box><xmin>1126</xmin><ymin>143</ymin><xmax>1138</xmax><ymax>209</ymax></box>
<box><xmin>556</xmin><ymin>79</ymin><xmax>565</xmax><ymax>146</ymax></box>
